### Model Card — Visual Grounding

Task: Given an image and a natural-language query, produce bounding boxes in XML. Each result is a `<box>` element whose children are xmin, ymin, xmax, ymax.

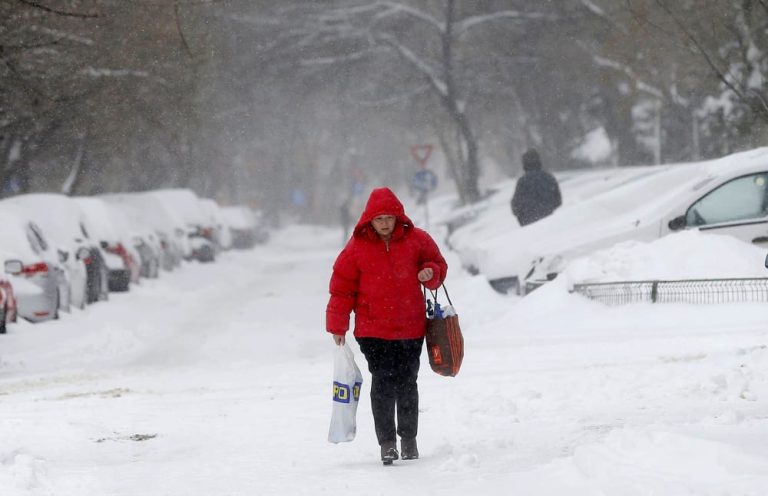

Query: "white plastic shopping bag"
<box><xmin>328</xmin><ymin>342</ymin><xmax>363</xmax><ymax>443</ymax></box>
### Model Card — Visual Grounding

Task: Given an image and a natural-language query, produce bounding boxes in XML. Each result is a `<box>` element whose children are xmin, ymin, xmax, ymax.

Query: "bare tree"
<box><xmin>248</xmin><ymin>0</ymin><xmax>555</xmax><ymax>203</ymax></box>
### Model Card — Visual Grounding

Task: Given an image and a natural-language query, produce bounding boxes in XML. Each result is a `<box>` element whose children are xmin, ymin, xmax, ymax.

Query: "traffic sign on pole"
<box><xmin>412</xmin><ymin>169</ymin><xmax>437</xmax><ymax>193</ymax></box>
<box><xmin>410</xmin><ymin>144</ymin><xmax>433</xmax><ymax>167</ymax></box>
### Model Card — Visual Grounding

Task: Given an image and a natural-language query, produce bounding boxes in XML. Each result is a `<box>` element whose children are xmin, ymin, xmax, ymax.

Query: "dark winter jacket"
<box><xmin>326</xmin><ymin>187</ymin><xmax>447</xmax><ymax>340</ymax></box>
<box><xmin>511</xmin><ymin>165</ymin><xmax>562</xmax><ymax>226</ymax></box>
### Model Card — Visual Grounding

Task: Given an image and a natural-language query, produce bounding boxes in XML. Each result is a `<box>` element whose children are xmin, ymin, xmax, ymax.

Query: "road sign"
<box><xmin>410</xmin><ymin>144</ymin><xmax>433</xmax><ymax>167</ymax></box>
<box><xmin>412</xmin><ymin>169</ymin><xmax>437</xmax><ymax>193</ymax></box>
<box><xmin>352</xmin><ymin>181</ymin><xmax>364</xmax><ymax>197</ymax></box>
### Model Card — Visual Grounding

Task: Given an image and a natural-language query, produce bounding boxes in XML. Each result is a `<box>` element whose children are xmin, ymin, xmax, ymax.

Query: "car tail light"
<box><xmin>22</xmin><ymin>262</ymin><xmax>49</xmax><ymax>276</ymax></box>
<box><xmin>105</xmin><ymin>242</ymin><xmax>134</xmax><ymax>267</ymax></box>
<box><xmin>161</xmin><ymin>240</ymin><xmax>168</xmax><ymax>250</ymax></box>
<box><xmin>105</xmin><ymin>243</ymin><xmax>127</xmax><ymax>255</ymax></box>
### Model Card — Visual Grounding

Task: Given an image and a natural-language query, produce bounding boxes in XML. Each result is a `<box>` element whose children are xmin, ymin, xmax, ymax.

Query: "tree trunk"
<box><xmin>440</xmin><ymin>0</ymin><xmax>481</xmax><ymax>204</ymax></box>
<box><xmin>436</xmin><ymin>123</ymin><xmax>466</xmax><ymax>204</ymax></box>
<box><xmin>61</xmin><ymin>132</ymin><xmax>87</xmax><ymax>195</ymax></box>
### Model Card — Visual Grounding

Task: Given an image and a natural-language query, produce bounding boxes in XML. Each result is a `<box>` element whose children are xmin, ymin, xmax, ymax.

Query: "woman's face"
<box><xmin>371</xmin><ymin>215</ymin><xmax>396</xmax><ymax>238</ymax></box>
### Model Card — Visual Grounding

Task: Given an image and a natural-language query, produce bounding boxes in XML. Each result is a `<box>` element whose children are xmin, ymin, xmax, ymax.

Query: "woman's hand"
<box><xmin>333</xmin><ymin>334</ymin><xmax>345</xmax><ymax>346</ymax></box>
<box><xmin>418</xmin><ymin>267</ymin><xmax>434</xmax><ymax>282</ymax></box>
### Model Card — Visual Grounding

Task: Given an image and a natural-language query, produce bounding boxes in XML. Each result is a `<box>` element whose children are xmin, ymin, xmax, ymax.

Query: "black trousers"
<box><xmin>356</xmin><ymin>337</ymin><xmax>424</xmax><ymax>446</ymax></box>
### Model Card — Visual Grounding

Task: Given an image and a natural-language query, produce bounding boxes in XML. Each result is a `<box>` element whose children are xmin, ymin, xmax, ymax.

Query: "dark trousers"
<box><xmin>356</xmin><ymin>337</ymin><xmax>424</xmax><ymax>446</ymax></box>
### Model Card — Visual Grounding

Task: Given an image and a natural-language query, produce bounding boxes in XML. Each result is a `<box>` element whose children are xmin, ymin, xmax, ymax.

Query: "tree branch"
<box><xmin>345</xmin><ymin>83</ymin><xmax>430</xmax><ymax>107</ymax></box>
<box><xmin>1</xmin><ymin>40</ymin><xmax>60</xmax><ymax>52</ymax></box>
<box><xmin>454</xmin><ymin>10</ymin><xmax>551</xmax><ymax>35</ymax></box>
<box><xmin>757</xmin><ymin>0</ymin><xmax>768</xmax><ymax>17</ymax></box>
<box><xmin>15</xmin><ymin>0</ymin><xmax>99</xmax><ymax>18</ymax></box>
<box><xmin>174</xmin><ymin>0</ymin><xmax>193</xmax><ymax>59</ymax></box>
<box><xmin>750</xmin><ymin>88</ymin><xmax>768</xmax><ymax>117</ymax></box>
<box><xmin>654</xmin><ymin>0</ymin><xmax>753</xmax><ymax>108</ymax></box>
<box><xmin>580</xmin><ymin>0</ymin><xmax>606</xmax><ymax>17</ymax></box>
<box><xmin>375</xmin><ymin>33</ymin><xmax>447</xmax><ymax>97</ymax></box>
<box><xmin>299</xmin><ymin>46</ymin><xmax>387</xmax><ymax>66</ymax></box>
<box><xmin>372</xmin><ymin>1</ymin><xmax>444</xmax><ymax>34</ymax></box>
<box><xmin>589</xmin><ymin>51</ymin><xmax>663</xmax><ymax>98</ymax></box>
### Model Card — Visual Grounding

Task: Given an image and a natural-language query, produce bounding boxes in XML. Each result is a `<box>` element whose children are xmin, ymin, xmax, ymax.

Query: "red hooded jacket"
<box><xmin>326</xmin><ymin>187</ymin><xmax>448</xmax><ymax>340</ymax></box>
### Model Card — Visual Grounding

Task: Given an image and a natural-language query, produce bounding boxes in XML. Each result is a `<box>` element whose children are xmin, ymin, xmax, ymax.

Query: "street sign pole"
<box><xmin>411</xmin><ymin>146</ymin><xmax>437</xmax><ymax>230</ymax></box>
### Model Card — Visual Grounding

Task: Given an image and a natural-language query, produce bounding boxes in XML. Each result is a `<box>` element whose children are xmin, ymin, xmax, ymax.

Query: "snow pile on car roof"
<box><xmin>563</xmin><ymin>230</ymin><xmax>767</xmax><ymax>285</ymax></box>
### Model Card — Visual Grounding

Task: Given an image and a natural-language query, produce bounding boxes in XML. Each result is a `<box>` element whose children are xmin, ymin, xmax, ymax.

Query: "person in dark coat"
<box><xmin>326</xmin><ymin>187</ymin><xmax>447</xmax><ymax>464</ymax></box>
<box><xmin>511</xmin><ymin>149</ymin><xmax>562</xmax><ymax>226</ymax></box>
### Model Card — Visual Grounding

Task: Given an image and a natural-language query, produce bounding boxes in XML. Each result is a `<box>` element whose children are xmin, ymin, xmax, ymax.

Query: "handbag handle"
<box><xmin>424</xmin><ymin>284</ymin><xmax>453</xmax><ymax>307</ymax></box>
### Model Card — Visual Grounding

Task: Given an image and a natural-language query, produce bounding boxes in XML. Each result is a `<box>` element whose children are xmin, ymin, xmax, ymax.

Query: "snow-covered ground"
<box><xmin>1</xmin><ymin>225</ymin><xmax>767</xmax><ymax>495</ymax></box>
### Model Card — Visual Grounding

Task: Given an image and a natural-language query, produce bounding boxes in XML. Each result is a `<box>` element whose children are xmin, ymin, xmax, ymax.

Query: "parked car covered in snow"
<box><xmin>146</xmin><ymin>189</ymin><xmax>216</xmax><ymax>262</ymax></box>
<box><xmin>0</xmin><ymin>212</ymin><xmax>67</xmax><ymax>322</ymax></box>
<box><xmin>0</xmin><ymin>263</ymin><xmax>18</xmax><ymax>334</ymax></box>
<box><xmin>75</xmin><ymin>197</ymin><xmax>142</xmax><ymax>292</ymax></box>
<box><xmin>200</xmin><ymin>198</ymin><xmax>232</xmax><ymax>251</ymax></box>
<box><xmin>0</xmin><ymin>194</ymin><xmax>109</xmax><ymax>309</ymax></box>
<box><xmin>100</xmin><ymin>192</ymin><xmax>186</xmax><ymax>272</ymax></box>
<box><xmin>220</xmin><ymin>205</ymin><xmax>268</xmax><ymax>249</ymax></box>
<box><xmin>476</xmin><ymin>148</ymin><xmax>768</xmax><ymax>294</ymax></box>
<box><xmin>132</xmin><ymin>232</ymin><xmax>162</xmax><ymax>279</ymax></box>
<box><xmin>447</xmin><ymin>166</ymin><xmax>666</xmax><ymax>278</ymax></box>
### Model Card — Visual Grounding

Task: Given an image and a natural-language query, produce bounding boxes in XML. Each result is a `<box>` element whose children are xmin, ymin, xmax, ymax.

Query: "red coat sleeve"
<box><xmin>326</xmin><ymin>245</ymin><xmax>360</xmax><ymax>334</ymax></box>
<box><xmin>418</xmin><ymin>230</ymin><xmax>448</xmax><ymax>291</ymax></box>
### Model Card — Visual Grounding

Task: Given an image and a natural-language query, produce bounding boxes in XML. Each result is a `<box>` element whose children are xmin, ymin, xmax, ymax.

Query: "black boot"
<box><xmin>380</xmin><ymin>440</ymin><xmax>399</xmax><ymax>465</ymax></box>
<box><xmin>401</xmin><ymin>438</ymin><xmax>419</xmax><ymax>460</ymax></box>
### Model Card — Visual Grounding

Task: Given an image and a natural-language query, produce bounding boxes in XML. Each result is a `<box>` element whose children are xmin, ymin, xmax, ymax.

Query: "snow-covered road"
<box><xmin>2</xmin><ymin>225</ymin><xmax>767</xmax><ymax>495</ymax></box>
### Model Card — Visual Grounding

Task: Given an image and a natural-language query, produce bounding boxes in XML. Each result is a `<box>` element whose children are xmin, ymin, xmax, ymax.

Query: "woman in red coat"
<box><xmin>327</xmin><ymin>187</ymin><xmax>447</xmax><ymax>464</ymax></box>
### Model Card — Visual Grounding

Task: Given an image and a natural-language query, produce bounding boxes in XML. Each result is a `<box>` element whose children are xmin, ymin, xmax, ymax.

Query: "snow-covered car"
<box><xmin>477</xmin><ymin>147</ymin><xmax>768</xmax><ymax>294</ymax></box>
<box><xmin>75</xmin><ymin>197</ymin><xmax>142</xmax><ymax>292</ymax></box>
<box><xmin>146</xmin><ymin>189</ymin><xmax>215</xmax><ymax>261</ymax></box>
<box><xmin>0</xmin><ymin>194</ymin><xmax>109</xmax><ymax>309</ymax></box>
<box><xmin>82</xmin><ymin>244</ymin><xmax>110</xmax><ymax>304</ymax></box>
<box><xmin>187</xmin><ymin>227</ymin><xmax>216</xmax><ymax>263</ymax></box>
<box><xmin>132</xmin><ymin>233</ymin><xmax>161</xmax><ymax>279</ymax></box>
<box><xmin>447</xmin><ymin>166</ymin><xmax>661</xmax><ymax>276</ymax></box>
<box><xmin>0</xmin><ymin>264</ymin><xmax>18</xmax><ymax>334</ymax></box>
<box><xmin>100</xmin><ymin>192</ymin><xmax>186</xmax><ymax>271</ymax></box>
<box><xmin>220</xmin><ymin>205</ymin><xmax>268</xmax><ymax>249</ymax></box>
<box><xmin>99</xmin><ymin>196</ymin><xmax>164</xmax><ymax>279</ymax></box>
<box><xmin>0</xmin><ymin>213</ymin><xmax>67</xmax><ymax>322</ymax></box>
<box><xmin>200</xmin><ymin>198</ymin><xmax>232</xmax><ymax>251</ymax></box>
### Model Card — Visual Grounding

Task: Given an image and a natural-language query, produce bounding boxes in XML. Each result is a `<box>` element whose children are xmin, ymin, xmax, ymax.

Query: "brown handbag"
<box><xmin>424</xmin><ymin>285</ymin><xmax>464</xmax><ymax>377</ymax></box>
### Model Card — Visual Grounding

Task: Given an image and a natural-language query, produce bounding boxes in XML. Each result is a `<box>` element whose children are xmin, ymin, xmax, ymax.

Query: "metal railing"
<box><xmin>571</xmin><ymin>278</ymin><xmax>768</xmax><ymax>306</ymax></box>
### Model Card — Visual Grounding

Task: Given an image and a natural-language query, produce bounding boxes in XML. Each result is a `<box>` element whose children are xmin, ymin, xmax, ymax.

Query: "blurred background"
<box><xmin>1</xmin><ymin>0</ymin><xmax>766</xmax><ymax>223</ymax></box>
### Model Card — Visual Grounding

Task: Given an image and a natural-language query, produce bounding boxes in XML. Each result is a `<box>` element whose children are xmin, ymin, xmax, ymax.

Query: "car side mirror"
<box><xmin>76</xmin><ymin>247</ymin><xmax>91</xmax><ymax>260</ymax></box>
<box><xmin>58</xmin><ymin>249</ymin><xmax>69</xmax><ymax>263</ymax></box>
<box><xmin>668</xmin><ymin>215</ymin><xmax>686</xmax><ymax>231</ymax></box>
<box><xmin>4</xmin><ymin>260</ymin><xmax>23</xmax><ymax>275</ymax></box>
